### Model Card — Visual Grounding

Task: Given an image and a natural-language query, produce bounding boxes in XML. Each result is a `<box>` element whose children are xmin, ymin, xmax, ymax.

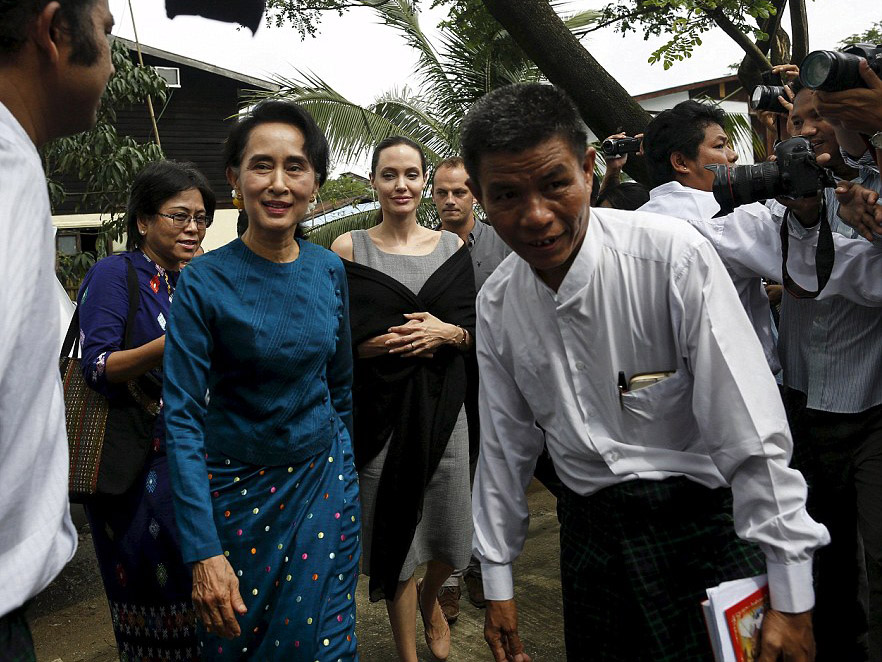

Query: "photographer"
<box><xmin>639</xmin><ymin>100</ymin><xmax>882</xmax><ymax>376</ymax></box>
<box><xmin>768</xmin><ymin>75</ymin><xmax>882</xmax><ymax>661</ymax></box>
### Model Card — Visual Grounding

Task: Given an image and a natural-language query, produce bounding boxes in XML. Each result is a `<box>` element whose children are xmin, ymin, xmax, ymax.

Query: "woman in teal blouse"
<box><xmin>163</xmin><ymin>100</ymin><xmax>360</xmax><ymax>660</ymax></box>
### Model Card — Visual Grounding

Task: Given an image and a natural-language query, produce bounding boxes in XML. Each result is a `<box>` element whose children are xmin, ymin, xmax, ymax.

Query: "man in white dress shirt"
<box><xmin>461</xmin><ymin>83</ymin><xmax>829</xmax><ymax>662</ymax></box>
<box><xmin>0</xmin><ymin>1</ymin><xmax>114</xmax><ymax>658</ymax></box>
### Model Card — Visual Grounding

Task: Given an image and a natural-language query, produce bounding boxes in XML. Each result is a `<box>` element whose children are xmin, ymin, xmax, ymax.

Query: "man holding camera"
<box><xmin>771</xmin><ymin>69</ymin><xmax>882</xmax><ymax>662</ymax></box>
<box><xmin>462</xmin><ymin>82</ymin><xmax>830</xmax><ymax>662</ymax></box>
<box><xmin>639</xmin><ymin>100</ymin><xmax>882</xmax><ymax>377</ymax></box>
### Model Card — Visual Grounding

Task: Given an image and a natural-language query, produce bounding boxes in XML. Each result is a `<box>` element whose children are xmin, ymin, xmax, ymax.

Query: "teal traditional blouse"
<box><xmin>163</xmin><ymin>238</ymin><xmax>353</xmax><ymax>562</ymax></box>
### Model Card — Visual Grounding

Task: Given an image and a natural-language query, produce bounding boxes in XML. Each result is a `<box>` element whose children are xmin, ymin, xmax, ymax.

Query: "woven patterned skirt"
<box><xmin>201</xmin><ymin>431</ymin><xmax>361</xmax><ymax>661</ymax></box>
<box><xmin>558</xmin><ymin>477</ymin><xmax>765</xmax><ymax>661</ymax></box>
<box><xmin>85</xmin><ymin>453</ymin><xmax>198</xmax><ymax>662</ymax></box>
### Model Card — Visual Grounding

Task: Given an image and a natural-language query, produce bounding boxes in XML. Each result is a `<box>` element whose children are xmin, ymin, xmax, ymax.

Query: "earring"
<box><xmin>232</xmin><ymin>189</ymin><xmax>244</xmax><ymax>210</ymax></box>
<box><xmin>140</xmin><ymin>229</ymin><xmax>146</xmax><ymax>235</ymax></box>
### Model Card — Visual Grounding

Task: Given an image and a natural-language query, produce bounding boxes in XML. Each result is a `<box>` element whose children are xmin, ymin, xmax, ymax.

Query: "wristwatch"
<box><xmin>870</xmin><ymin>131</ymin><xmax>882</xmax><ymax>149</ymax></box>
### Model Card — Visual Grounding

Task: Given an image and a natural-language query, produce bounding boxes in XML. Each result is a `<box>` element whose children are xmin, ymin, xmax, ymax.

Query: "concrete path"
<box><xmin>30</xmin><ymin>481</ymin><xmax>564</xmax><ymax>662</ymax></box>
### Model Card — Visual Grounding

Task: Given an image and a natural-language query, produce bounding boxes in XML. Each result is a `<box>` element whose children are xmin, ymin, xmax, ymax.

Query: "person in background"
<box><xmin>594</xmin><ymin>132</ymin><xmax>650</xmax><ymax>210</ymax></box>
<box><xmin>461</xmin><ymin>82</ymin><xmax>829</xmax><ymax>662</ymax></box>
<box><xmin>332</xmin><ymin>137</ymin><xmax>475</xmax><ymax>662</ymax></box>
<box><xmin>430</xmin><ymin>156</ymin><xmax>508</xmax><ymax>622</ymax></box>
<box><xmin>163</xmin><ymin>100</ymin><xmax>360</xmax><ymax>661</ymax></box>
<box><xmin>77</xmin><ymin>160</ymin><xmax>211</xmax><ymax>661</ymax></box>
<box><xmin>0</xmin><ymin>1</ymin><xmax>114</xmax><ymax>658</ymax></box>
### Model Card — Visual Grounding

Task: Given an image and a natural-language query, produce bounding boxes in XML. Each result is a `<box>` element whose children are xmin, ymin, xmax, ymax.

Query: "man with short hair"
<box><xmin>431</xmin><ymin>156</ymin><xmax>510</xmax><ymax>621</ymax></box>
<box><xmin>0</xmin><ymin>1</ymin><xmax>115</xmax><ymax>658</ymax></box>
<box><xmin>462</xmin><ymin>82</ymin><xmax>829</xmax><ymax>662</ymax></box>
<box><xmin>640</xmin><ymin>99</ymin><xmax>882</xmax><ymax>375</ymax></box>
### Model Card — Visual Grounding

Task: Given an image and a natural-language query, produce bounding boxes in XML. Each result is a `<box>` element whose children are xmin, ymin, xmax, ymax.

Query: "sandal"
<box><xmin>416</xmin><ymin>578</ymin><xmax>451</xmax><ymax>661</ymax></box>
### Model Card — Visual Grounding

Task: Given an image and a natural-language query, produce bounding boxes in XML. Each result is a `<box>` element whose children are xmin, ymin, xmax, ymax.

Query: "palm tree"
<box><xmin>247</xmin><ymin>0</ymin><xmax>598</xmax><ymax>244</ymax></box>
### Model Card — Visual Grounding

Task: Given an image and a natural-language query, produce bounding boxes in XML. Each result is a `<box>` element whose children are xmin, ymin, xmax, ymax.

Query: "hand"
<box><xmin>757</xmin><ymin>609</ymin><xmax>814</xmax><ymax>661</ymax></box>
<box><xmin>386</xmin><ymin>312</ymin><xmax>458</xmax><ymax>357</ymax></box>
<box><xmin>485</xmin><ymin>599</ymin><xmax>532</xmax><ymax>662</ymax></box>
<box><xmin>357</xmin><ymin>332</ymin><xmax>403</xmax><ymax>359</ymax></box>
<box><xmin>192</xmin><ymin>555</ymin><xmax>247</xmax><ymax>639</ymax></box>
<box><xmin>815</xmin><ymin>59</ymin><xmax>882</xmax><ymax>134</ymax></box>
<box><xmin>771</xmin><ymin>64</ymin><xmax>800</xmax><ymax>82</ymax></box>
<box><xmin>764</xmin><ymin>283</ymin><xmax>783</xmax><ymax>306</ymax></box>
<box><xmin>778</xmin><ymin>85</ymin><xmax>797</xmax><ymax>137</ymax></box>
<box><xmin>835</xmin><ymin>180</ymin><xmax>882</xmax><ymax>240</ymax></box>
<box><xmin>775</xmin><ymin>192</ymin><xmax>822</xmax><ymax>227</ymax></box>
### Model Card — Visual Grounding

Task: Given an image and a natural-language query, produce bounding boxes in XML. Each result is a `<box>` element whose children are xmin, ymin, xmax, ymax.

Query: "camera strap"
<box><xmin>779</xmin><ymin>196</ymin><xmax>835</xmax><ymax>299</ymax></box>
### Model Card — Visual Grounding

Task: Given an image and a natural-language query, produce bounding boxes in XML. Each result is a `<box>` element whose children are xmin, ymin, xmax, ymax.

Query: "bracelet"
<box><xmin>455</xmin><ymin>325</ymin><xmax>469</xmax><ymax>349</ymax></box>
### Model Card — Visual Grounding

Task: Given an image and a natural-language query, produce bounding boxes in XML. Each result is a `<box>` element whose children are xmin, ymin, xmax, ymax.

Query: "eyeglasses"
<box><xmin>157</xmin><ymin>212</ymin><xmax>213</xmax><ymax>229</ymax></box>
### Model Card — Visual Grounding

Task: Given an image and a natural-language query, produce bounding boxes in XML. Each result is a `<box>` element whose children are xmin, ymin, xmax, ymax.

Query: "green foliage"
<box><xmin>838</xmin><ymin>20</ymin><xmax>882</xmax><ymax>49</ymax></box>
<box><xmin>42</xmin><ymin>39</ymin><xmax>167</xmax><ymax>285</ymax></box>
<box><xmin>595</xmin><ymin>0</ymin><xmax>777</xmax><ymax>69</ymax></box>
<box><xmin>318</xmin><ymin>174</ymin><xmax>373</xmax><ymax>203</ymax></box>
<box><xmin>263</xmin><ymin>0</ymin><xmax>390</xmax><ymax>39</ymax></box>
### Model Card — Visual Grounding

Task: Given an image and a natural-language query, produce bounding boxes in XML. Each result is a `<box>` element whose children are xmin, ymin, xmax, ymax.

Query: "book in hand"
<box><xmin>701</xmin><ymin>574</ymin><xmax>770</xmax><ymax>662</ymax></box>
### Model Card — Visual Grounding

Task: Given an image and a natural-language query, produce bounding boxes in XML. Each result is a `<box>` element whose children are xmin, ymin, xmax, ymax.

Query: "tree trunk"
<box><xmin>789</xmin><ymin>0</ymin><xmax>810</xmax><ymax>65</ymax></box>
<box><xmin>736</xmin><ymin>0</ymin><xmax>788</xmax><ymax>91</ymax></box>
<box><xmin>481</xmin><ymin>0</ymin><xmax>652</xmax><ymax>185</ymax></box>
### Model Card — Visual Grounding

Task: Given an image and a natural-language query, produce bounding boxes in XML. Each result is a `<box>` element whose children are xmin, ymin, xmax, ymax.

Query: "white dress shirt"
<box><xmin>0</xmin><ymin>102</ymin><xmax>77</xmax><ymax>617</ymax></box>
<box><xmin>640</xmin><ymin>181</ymin><xmax>882</xmax><ymax>372</ymax></box>
<box><xmin>472</xmin><ymin>206</ymin><xmax>829</xmax><ymax>614</ymax></box>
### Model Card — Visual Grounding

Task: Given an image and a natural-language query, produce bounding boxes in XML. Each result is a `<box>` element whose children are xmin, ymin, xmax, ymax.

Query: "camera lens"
<box><xmin>750</xmin><ymin>85</ymin><xmax>787</xmax><ymax>113</ymax></box>
<box><xmin>706</xmin><ymin>162</ymin><xmax>781</xmax><ymax>214</ymax></box>
<box><xmin>800</xmin><ymin>50</ymin><xmax>863</xmax><ymax>91</ymax></box>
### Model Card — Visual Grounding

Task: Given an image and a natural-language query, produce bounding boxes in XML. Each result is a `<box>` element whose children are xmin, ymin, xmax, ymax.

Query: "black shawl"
<box><xmin>344</xmin><ymin>245</ymin><xmax>476</xmax><ymax>602</ymax></box>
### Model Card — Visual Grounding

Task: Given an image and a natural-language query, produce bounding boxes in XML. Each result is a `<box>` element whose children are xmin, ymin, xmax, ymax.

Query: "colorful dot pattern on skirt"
<box><xmin>200</xmin><ymin>432</ymin><xmax>361</xmax><ymax>660</ymax></box>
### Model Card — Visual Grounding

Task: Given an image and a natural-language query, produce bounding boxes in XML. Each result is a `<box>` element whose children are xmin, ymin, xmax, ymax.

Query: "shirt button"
<box><xmin>575</xmin><ymin>361</ymin><xmax>586</xmax><ymax>371</ymax></box>
<box><xmin>608</xmin><ymin>451</ymin><xmax>620</xmax><ymax>463</ymax></box>
<box><xmin>322</xmin><ymin>395</ymin><xmax>329</xmax><ymax>404</ymax></box>
<box><xmin>335</xmin><ymin>289</ymin><xmax>341</xmax><ymax>296</ymax></box>
<box><xmin>320</xmin><ymin>375</ymin><xmax>326</xmax><ymax>382</ymax></box>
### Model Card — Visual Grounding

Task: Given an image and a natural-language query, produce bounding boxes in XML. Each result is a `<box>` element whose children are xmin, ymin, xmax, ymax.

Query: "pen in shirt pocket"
<box><xmin>618</xmin><ymin>371</ymin><xmax>628</xmax><ymax>410</ymax></box>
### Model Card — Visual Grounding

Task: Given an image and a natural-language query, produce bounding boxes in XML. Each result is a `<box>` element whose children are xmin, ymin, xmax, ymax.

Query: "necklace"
<box><xmin>141</xmin><ymin>251</ymin><xmax>175</xmax><ymax>300</ymax></box>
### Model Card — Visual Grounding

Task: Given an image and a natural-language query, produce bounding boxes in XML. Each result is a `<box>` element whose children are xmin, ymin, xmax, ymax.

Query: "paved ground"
<box><xmin>29</xmin><ymin>481</ymin><xmax>564</xmax><ymax>662</ymax></box>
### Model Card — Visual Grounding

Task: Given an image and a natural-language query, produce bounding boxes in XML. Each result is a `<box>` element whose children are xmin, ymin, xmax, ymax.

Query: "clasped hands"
<box><xmin>357</xmin><ymin>312</ymin><xmax>460</xmax><ymax>359</ymax></box>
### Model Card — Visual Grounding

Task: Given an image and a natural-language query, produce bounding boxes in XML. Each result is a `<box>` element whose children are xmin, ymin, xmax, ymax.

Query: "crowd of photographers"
<box><xmin>600</xmin><ymin>42</ymin><xmax>882</xmax><ymax>661</ymax></box>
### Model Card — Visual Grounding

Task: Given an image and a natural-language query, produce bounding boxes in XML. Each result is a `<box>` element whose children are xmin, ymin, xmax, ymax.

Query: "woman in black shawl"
<box><xmin>331</xmin><ymin>137</ymin><xmax>476</xmax><ymax>662</ymax></box>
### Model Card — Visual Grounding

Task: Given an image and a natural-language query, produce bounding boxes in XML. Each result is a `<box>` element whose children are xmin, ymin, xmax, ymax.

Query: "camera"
<box><xmin>705</xmin><ymin>136</ymin><xmax>835</xmax><ymax>215</ymax></box>
<box><xmin>601</xmin><ymin>137</ymin><xmax>642</xmax><ymax>157</ymax></box>
<box><xmin>750</xmin><ymin>70</ymin><xmax>789</xmax><ymax>114</ymax></box>
<box><xmin>800</xmin><ymin>43</ymin><xmax>882</xmax><ymax>91</ymax></box>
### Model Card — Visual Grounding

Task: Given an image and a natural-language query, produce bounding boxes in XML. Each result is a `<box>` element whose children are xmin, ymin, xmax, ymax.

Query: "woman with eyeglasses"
<box><xmin>162</xmin><ymin>100</ymin><xmax>359</xmax><ymax>661</ymax></box>
<box><xmin>76</xmin><ymin>159</ymin><xmax>213</xmax><ymax>662</ymax></box>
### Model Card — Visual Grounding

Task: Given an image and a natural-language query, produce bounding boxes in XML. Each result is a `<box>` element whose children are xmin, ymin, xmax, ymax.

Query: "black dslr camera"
<box><xmin>705</xmin><ymin>136</ymin><xmax>835</xmax><ymax>215</ymax></box>
<box><xmin>601</xmin><ymin>136</ymin><xmax>642</xmax><ymax>157</ymax></box>
<box><xmin>750</xmin><ymin>70</ymin><xmax>788</xmax><ymax>114</ymax></box>
<box><xmin>800</xmin><ymin>43</ymin><xmax>882</xmax><ymax>91</ymax></box>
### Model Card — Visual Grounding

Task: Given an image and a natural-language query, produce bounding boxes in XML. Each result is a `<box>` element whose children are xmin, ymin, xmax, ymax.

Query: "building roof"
<box><xmin>113</xmin><ymin>36</ymin><xmax>279</xmax><ymax>92</ymax></box>
<box><xmin>634</xmin><ymin>74</ymin><xmax>740</xmax><ymax>101</ymax></box>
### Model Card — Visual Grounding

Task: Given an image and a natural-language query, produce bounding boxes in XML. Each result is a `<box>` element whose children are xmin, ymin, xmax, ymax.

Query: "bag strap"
<box><xmin>780</xmin><ymin>197</ymin><xmax>835</xmax><ymax>299</ymax></box>
<box><xmin>123</xmin><ymin>258</ymin><xmax>140</xmax><ymax>350</ymax></box>
<box><xmin>60</xmin><ymin>257</ymin><xmax>142</xmax><ymax>360</ymax></box>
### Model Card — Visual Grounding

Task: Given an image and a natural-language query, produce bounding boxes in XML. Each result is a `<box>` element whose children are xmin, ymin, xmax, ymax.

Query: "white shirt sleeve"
<box><xmin>472</xmin><ymin>290</ymin><xmax>546</xmax><ymax>601</ymax></box>
<box><xmin>673</xmin><ymin>239</ymin><xmax>830</xmax><ymax>613</ymax></box>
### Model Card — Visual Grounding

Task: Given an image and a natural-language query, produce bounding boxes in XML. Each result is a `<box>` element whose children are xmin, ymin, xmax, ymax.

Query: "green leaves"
<box><xmin>43</xmin><ymin>39</ymin><xmax>167</xmax><ymax>285</ymax></box>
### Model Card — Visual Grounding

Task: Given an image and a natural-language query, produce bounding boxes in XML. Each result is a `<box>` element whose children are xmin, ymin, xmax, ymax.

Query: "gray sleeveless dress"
<box><xmin>351</xmin><ymin>229</ymin><xmax>473</xmax><ymax>579</ymax></box>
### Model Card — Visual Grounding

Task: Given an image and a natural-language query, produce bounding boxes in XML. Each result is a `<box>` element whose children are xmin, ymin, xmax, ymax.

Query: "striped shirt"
<box><xmin>771</xmin><ymin>164</ymin><xmax>882</xmax><ymax>413</ymax></box>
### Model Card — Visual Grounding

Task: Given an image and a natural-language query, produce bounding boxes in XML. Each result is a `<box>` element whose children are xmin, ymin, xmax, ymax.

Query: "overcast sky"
<box><xmin>107</xmin><ymin>1</ymin><xmax>878</xmax><ymax>172</ymax></box>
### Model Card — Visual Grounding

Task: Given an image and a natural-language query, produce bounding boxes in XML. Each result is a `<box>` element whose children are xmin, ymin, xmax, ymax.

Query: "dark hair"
<box><xmin>461</xmin><ymin>83</ymin><xmax>588</xmax><ymax>190</ymax></box>
<box><xmin>223</xmin><ymin>99</ymin><xmax>330</xmax><ymax>187</ymax></box>
<box><xmin>370</xmin><ymin>136</ymin><xmax>428</xmax><ymax>178</ymax></box>
<box><xmin>0</xmin><ymin>0</ymin><xmax>100</xmax><ymax>63</ymax></box>
<box><xmin>642</xmin><ymin>100</ymin><xmax>726</xmax><ymax>187</ymax></box>
<box><xmin>125</xmin><ymin>160</ymin><xmax>216</xmax><ymax>251</ymax></box>
<box><xmin>595</xmin><ymin>181</ymin><xmax>650</xmax><ymax>210</ymax></box>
